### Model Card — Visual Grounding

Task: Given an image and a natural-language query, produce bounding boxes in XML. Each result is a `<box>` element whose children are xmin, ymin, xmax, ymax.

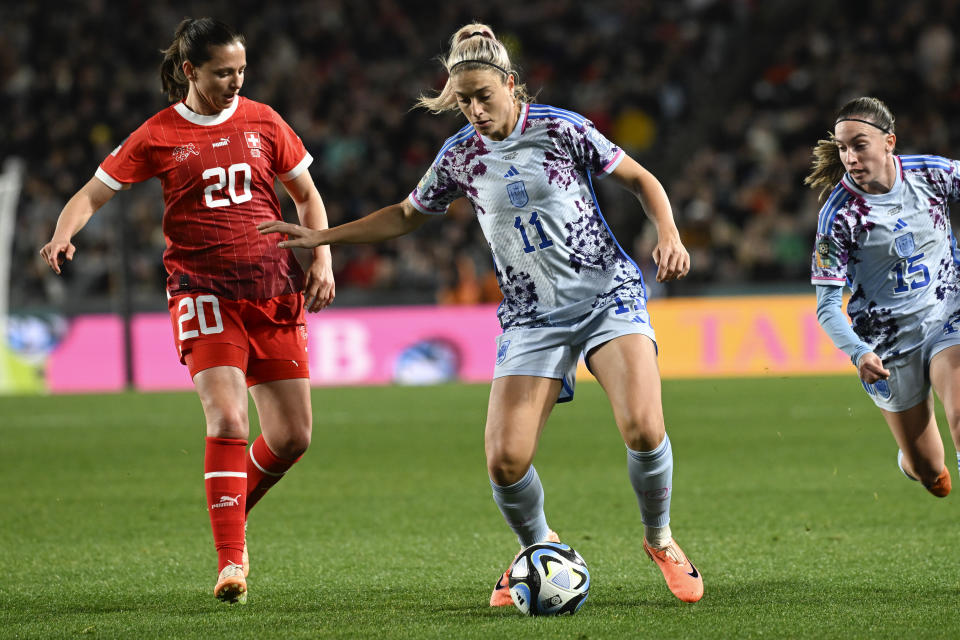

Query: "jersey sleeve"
<box><xmin>815</xmin><ymin>285</ymin><xmax>871</xmax><ymax>365</ymax></box>
<box><xmin>941</xmin><ymin>157</ymin><xmax>960</xmax><ymax>201</ymax></box>
<box><xmin>810</xmin><ymin>227</ymin><xmax>850</xmax><ymax>287</ymax></box>
<box><xmin>269</xmin><ymin>108</ymin><xmax>312</xmax><ymax>181</ymax></box>
<box><xmin>568</xmin><ymin>119</ymin><xmax>624</xmax><ymax>177</ymax></box>
<box><xmin>95</xmin><ymin>124</ymin><xmax>157</xmax><ymax>189</ymax></box>
<box><xmin>408</xmin><ymin>160</ymin><xmax>463</xmax><ymax>215</ymax></box>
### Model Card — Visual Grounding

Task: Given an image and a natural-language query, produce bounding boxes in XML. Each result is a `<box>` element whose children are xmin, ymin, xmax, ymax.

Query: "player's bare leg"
<box><xmin>244</xmin><ymin>377</ymin><xmax>312</xmax><ymax>577</ymax></box>
<box><xmin>485</xmin><ymin>375</ymin><xmax>560</xmax><ymax>606</ymax></box>
<box><xmin>587</xmin><ymin>334</ymin><xmax>665</xmax><ymax>451</ymax></box>
<box><xmin>589</xmin><ymin>334</ymin><xmax>703</xmax><ymax>603</ymax></box>
<box><xmin>249</xmin><ymin>377</ymin><xmax>312</xmax><ymax>460</ymax></box>
<box><xmin>882</xmin><ymin>396</ymin><xmax>950</xmax><ymax>497</ymax></box>
<box><xmin>931</xmin><ymin>344</ymin><xmax>960</xmax><ymax>486</ymax></box>
<box><xmin>247</xmin><ymin>378</ymin><xmax>312</xmax><ymax>508</ymax></box>
<box><xmin>195</xmin><ymin>366</ymin><xmax>250</xmax><ymax>441</ymax></box>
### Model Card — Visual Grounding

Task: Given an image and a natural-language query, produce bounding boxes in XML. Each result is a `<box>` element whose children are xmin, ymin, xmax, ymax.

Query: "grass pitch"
<box><xmin>1</xmin><ymin>376</ymin><xmax>958</xmax><ymax>639</ymax></box>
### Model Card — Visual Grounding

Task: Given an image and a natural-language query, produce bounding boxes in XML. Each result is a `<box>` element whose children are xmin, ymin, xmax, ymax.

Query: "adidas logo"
<box><xmin>503</xmin><ymin>165</ymin><xmax>520</xmax><ymax>178</ymax></box>
<box><xmin>893</xmin><ymin>218</ymin><xmax>908</xmax><ymax>231</ymax></box>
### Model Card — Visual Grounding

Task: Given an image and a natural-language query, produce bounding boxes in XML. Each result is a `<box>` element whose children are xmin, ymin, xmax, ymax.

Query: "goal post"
<box><xmin>0</xmin><ymin>157</ymin><xmax>25</xmax><ymax>393</ymax></box>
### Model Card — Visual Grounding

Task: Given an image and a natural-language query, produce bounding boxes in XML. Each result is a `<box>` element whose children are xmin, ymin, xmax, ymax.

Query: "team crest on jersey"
<box><xmin>506</xmin><ymin>181</ymin><xmax>529</xmax><ymax>208</ymax></box>
<box><xmin>172</xmin><ymin>143</ymin><xmax>199</xmax><ymax>163</ymax></box>
<box><xmin>894</xmin><ymin>232</ymin><xmax>915</xmax><ymax>258</ymax></box>
<box><xmin>496</xmin><ymin>339</ymin><xmax>511</xmax><ymax>365</ymax></box>
<box><xmin>245</xmin><ymin>131</ymin><xmax>262</xmax><ymax>157</ymax></box>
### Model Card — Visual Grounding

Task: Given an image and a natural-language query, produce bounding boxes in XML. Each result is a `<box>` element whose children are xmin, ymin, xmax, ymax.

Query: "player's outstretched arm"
<box><xmin>258</xmin><ymin>199</ymin><xmax>431</xmax><ymax>249</ymax></box>
<box><xmin>40</xmin><ymin>177</ymin><xmax>117</xmax><ymax>275</ymax></box>
<box><xmin>608</xmin><ymin>155</ymin><xmax>690</xmax><ymax>283</ymax></box>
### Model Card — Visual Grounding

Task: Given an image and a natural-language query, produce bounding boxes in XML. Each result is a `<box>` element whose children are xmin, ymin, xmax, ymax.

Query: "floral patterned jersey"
<box><xmin>409</xmin><ymin>103</ymin><xmax>648</xmax><ymax>330</ymax></box>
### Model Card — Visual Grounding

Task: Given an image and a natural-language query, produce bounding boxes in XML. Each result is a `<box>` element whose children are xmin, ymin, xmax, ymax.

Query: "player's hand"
<box><xmin>257</xmin><ymin>221</ymin><xmax>328</xmax><ymax>249</ymax></box>
<box><xmin>651</xmin><ymin>232</ymin><xmax>690</xmax><ymax>282</ymax></box>
<box><xmin>304</xmin><ymin>252</ymin><xmax>335</xmax><ymax>313</ymax></box>
<box><xmin>857</xmin><ymin>352</ymin><xmax>890</xmax><ymax>384</ymax></box>
<box><xmin>39</xmin><ymin>239</ymin><xmax>75</xmax><ymax>275</ymax></box>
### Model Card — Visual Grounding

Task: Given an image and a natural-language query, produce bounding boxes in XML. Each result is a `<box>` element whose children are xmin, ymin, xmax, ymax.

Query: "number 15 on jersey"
<box><xmin>891</xmin><ymin>253</ymin><xmax>930</xmax><ymax>294</ymax></box>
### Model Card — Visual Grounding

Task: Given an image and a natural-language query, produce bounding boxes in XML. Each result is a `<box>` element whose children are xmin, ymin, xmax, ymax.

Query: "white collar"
<box><xmin>173</xmin><ymin>96</ymin><xmax>240</xmax><ymax>126</ymax></box>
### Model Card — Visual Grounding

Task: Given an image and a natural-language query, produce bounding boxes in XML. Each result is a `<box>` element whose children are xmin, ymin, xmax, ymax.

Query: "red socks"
<box><xmin>204</xmin><ymin>435</ymin><xmax>301</xmax><ymax>571</ymax></box>
<box><xmin>246</xmin><ymin>435</ymin><xmax>301</xmax><ymax>514</ymax></box>
<box><xmin>204</xmin><ymin>437</ymin><xmax>247</xmax><ymax>571</ymax></box>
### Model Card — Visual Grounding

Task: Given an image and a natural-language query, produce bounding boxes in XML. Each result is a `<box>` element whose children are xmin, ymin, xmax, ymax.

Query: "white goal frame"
<box><xmin>0</xmin><ymin>158</ymin><xmax>25</xmax><ymax>392</ymax></box>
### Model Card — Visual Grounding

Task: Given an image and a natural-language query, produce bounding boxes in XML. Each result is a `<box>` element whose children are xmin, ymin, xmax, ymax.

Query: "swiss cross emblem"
<box><xmin>245</xmin><ymin>131</ymin><xmax>261</xmax><ymax>149</ymax></box>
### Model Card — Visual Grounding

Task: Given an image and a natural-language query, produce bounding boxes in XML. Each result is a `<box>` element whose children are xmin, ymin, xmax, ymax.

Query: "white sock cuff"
<box><xmin>627</xmin><ymin>433</ymin><xmax>671</xmax><ymax>461</ymax></box>
<box><xmin>645</xmin><ymin>524</ymin><xmax>672</xmax><ymax>548</ymax></box>
<box><xmin>490</xmin><ymin>465</ymin><xmax>537</xmax><ymax>493</ymax></box>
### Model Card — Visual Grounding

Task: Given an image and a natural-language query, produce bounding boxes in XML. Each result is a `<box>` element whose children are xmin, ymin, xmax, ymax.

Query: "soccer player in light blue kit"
<box><xmin>259</xmin><ymin>23</ymin><xmax>703</xmax><ymax>604</ymax></box>
<box><xmin>808</xmin><ymin>96</ymin><xmax>960</xmax><ymax>497</ymax></box>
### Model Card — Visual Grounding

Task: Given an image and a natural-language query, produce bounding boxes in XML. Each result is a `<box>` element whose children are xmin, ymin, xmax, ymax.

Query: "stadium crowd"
<box><xmin>4</xmin><ymin>0</ymin><xmax>960</xmax><ymax>312</ymax></box>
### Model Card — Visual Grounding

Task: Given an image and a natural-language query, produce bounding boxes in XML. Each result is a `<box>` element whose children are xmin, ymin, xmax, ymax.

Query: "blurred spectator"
<box><xmin>7</xmin><ymin>0</ymin><xmax>960</xmax><ymax>312</ymax></box>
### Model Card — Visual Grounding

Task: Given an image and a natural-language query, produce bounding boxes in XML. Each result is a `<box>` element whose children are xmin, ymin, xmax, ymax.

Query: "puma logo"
<box><xmin>212</xmin><ymin>494</ymin><xmax>241</xmax><ymax>509</ymax></box>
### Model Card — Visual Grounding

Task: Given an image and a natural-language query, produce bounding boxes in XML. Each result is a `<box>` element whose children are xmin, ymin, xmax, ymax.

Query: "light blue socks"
<box><xmin>627</xmin><ymin>433</ymin><xmax>673</xmax><ymax>547</ymax></box>
<box><xmin>490</xmin><ymin>465</ymin><xmax>551</xmax><ymax>547</ymax></box>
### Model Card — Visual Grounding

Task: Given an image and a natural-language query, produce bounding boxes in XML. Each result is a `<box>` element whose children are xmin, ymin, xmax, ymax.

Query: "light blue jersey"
<box><xmin>811</xmin><ymin>154</ymin><xmax>960</xmax><ymax>360</ymax></box>
<box><xmin>409</xmin><ymin>103</ymin><xmax>646</xmax><ymax>330</ymax></box>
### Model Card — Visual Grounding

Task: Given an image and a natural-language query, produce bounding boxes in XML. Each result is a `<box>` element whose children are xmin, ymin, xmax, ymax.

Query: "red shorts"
<box><xmin>168</xmin><ymin>292</ymin><xmax>309</xmax><ymax>386</ymax></box>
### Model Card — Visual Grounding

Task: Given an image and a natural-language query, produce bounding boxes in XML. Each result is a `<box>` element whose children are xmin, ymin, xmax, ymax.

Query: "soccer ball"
<box><xmin>508</xmin><ymin>541</ymin><xmax>590</xmax><ymax>616</ymax></box>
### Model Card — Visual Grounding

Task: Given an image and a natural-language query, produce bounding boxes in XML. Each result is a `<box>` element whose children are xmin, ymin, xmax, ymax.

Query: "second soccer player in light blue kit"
<box><xmin>260</xmin><ymin>23</ymin><xmax>703</xmax><ymax>604</ymax></box>
<box><xmin>808</xmin><ymin>96</ymin><xmax>960</xmax><ymax>497</ymax></box>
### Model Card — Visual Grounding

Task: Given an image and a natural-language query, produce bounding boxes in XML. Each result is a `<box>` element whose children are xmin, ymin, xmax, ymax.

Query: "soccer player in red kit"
<box><xmin>39</xmin><ymin>18</ymin><xmax>335</xmax><ymax>604</ymax></box>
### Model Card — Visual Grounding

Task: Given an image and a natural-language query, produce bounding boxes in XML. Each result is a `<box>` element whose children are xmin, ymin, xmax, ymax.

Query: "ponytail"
<box><xmin>159</xmin><ymin>17</ymin><xmax>245</xmax><ymax>102</ymax></box>
<box><xmin>804</xmin><ymin>135</ymin><xmax>846</xmax><ymax>203</ymax></box>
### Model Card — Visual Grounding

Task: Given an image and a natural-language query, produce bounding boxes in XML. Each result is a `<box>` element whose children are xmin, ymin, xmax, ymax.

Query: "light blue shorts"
<box><xmin>862</xmin><ymin>328</ymin><xmax>960</xmax><ymax>412</ymax></box>
<box><xmin>493</xmin><ymin>294</ymin><xmax>656</xmax><ymax>403</ymax></box>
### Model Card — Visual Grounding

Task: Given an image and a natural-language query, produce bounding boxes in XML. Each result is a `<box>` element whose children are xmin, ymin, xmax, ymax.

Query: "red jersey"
<box><xmin>97</xmin><ymin>97</ymin><xmax>310</xmax><ymax>300</ymax></box>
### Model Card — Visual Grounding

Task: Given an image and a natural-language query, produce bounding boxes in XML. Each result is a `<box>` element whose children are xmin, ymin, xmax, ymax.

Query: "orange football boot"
<box><xmin>214</xmin><ymin>562</ymin><xmax>247</xmax><ymax>604</ymax></box>
<box><xmin>898</xmin><ymin>451</ymin><xmax>951</xmax><ymax>497</ymax></box>
<box><xmin>924</xmin><ymin>467</ymin><xmax>951</xmax><ymax>498</ymax></box>
<box><xmin>489</xmin><ymin>530</ymin><xmax>561</xmax><ymax>607</ymax></box>
<box><xmin>643</xmin><ymin>538</ymin><xmax>703</xmax><ymax>603</ymax></box>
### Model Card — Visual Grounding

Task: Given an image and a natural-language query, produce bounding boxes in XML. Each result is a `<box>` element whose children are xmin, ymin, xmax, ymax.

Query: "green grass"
<box><xmin>1</xmin><ymin>377</ymin><xmax>958</xmax><ymax>639</ymax></box>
